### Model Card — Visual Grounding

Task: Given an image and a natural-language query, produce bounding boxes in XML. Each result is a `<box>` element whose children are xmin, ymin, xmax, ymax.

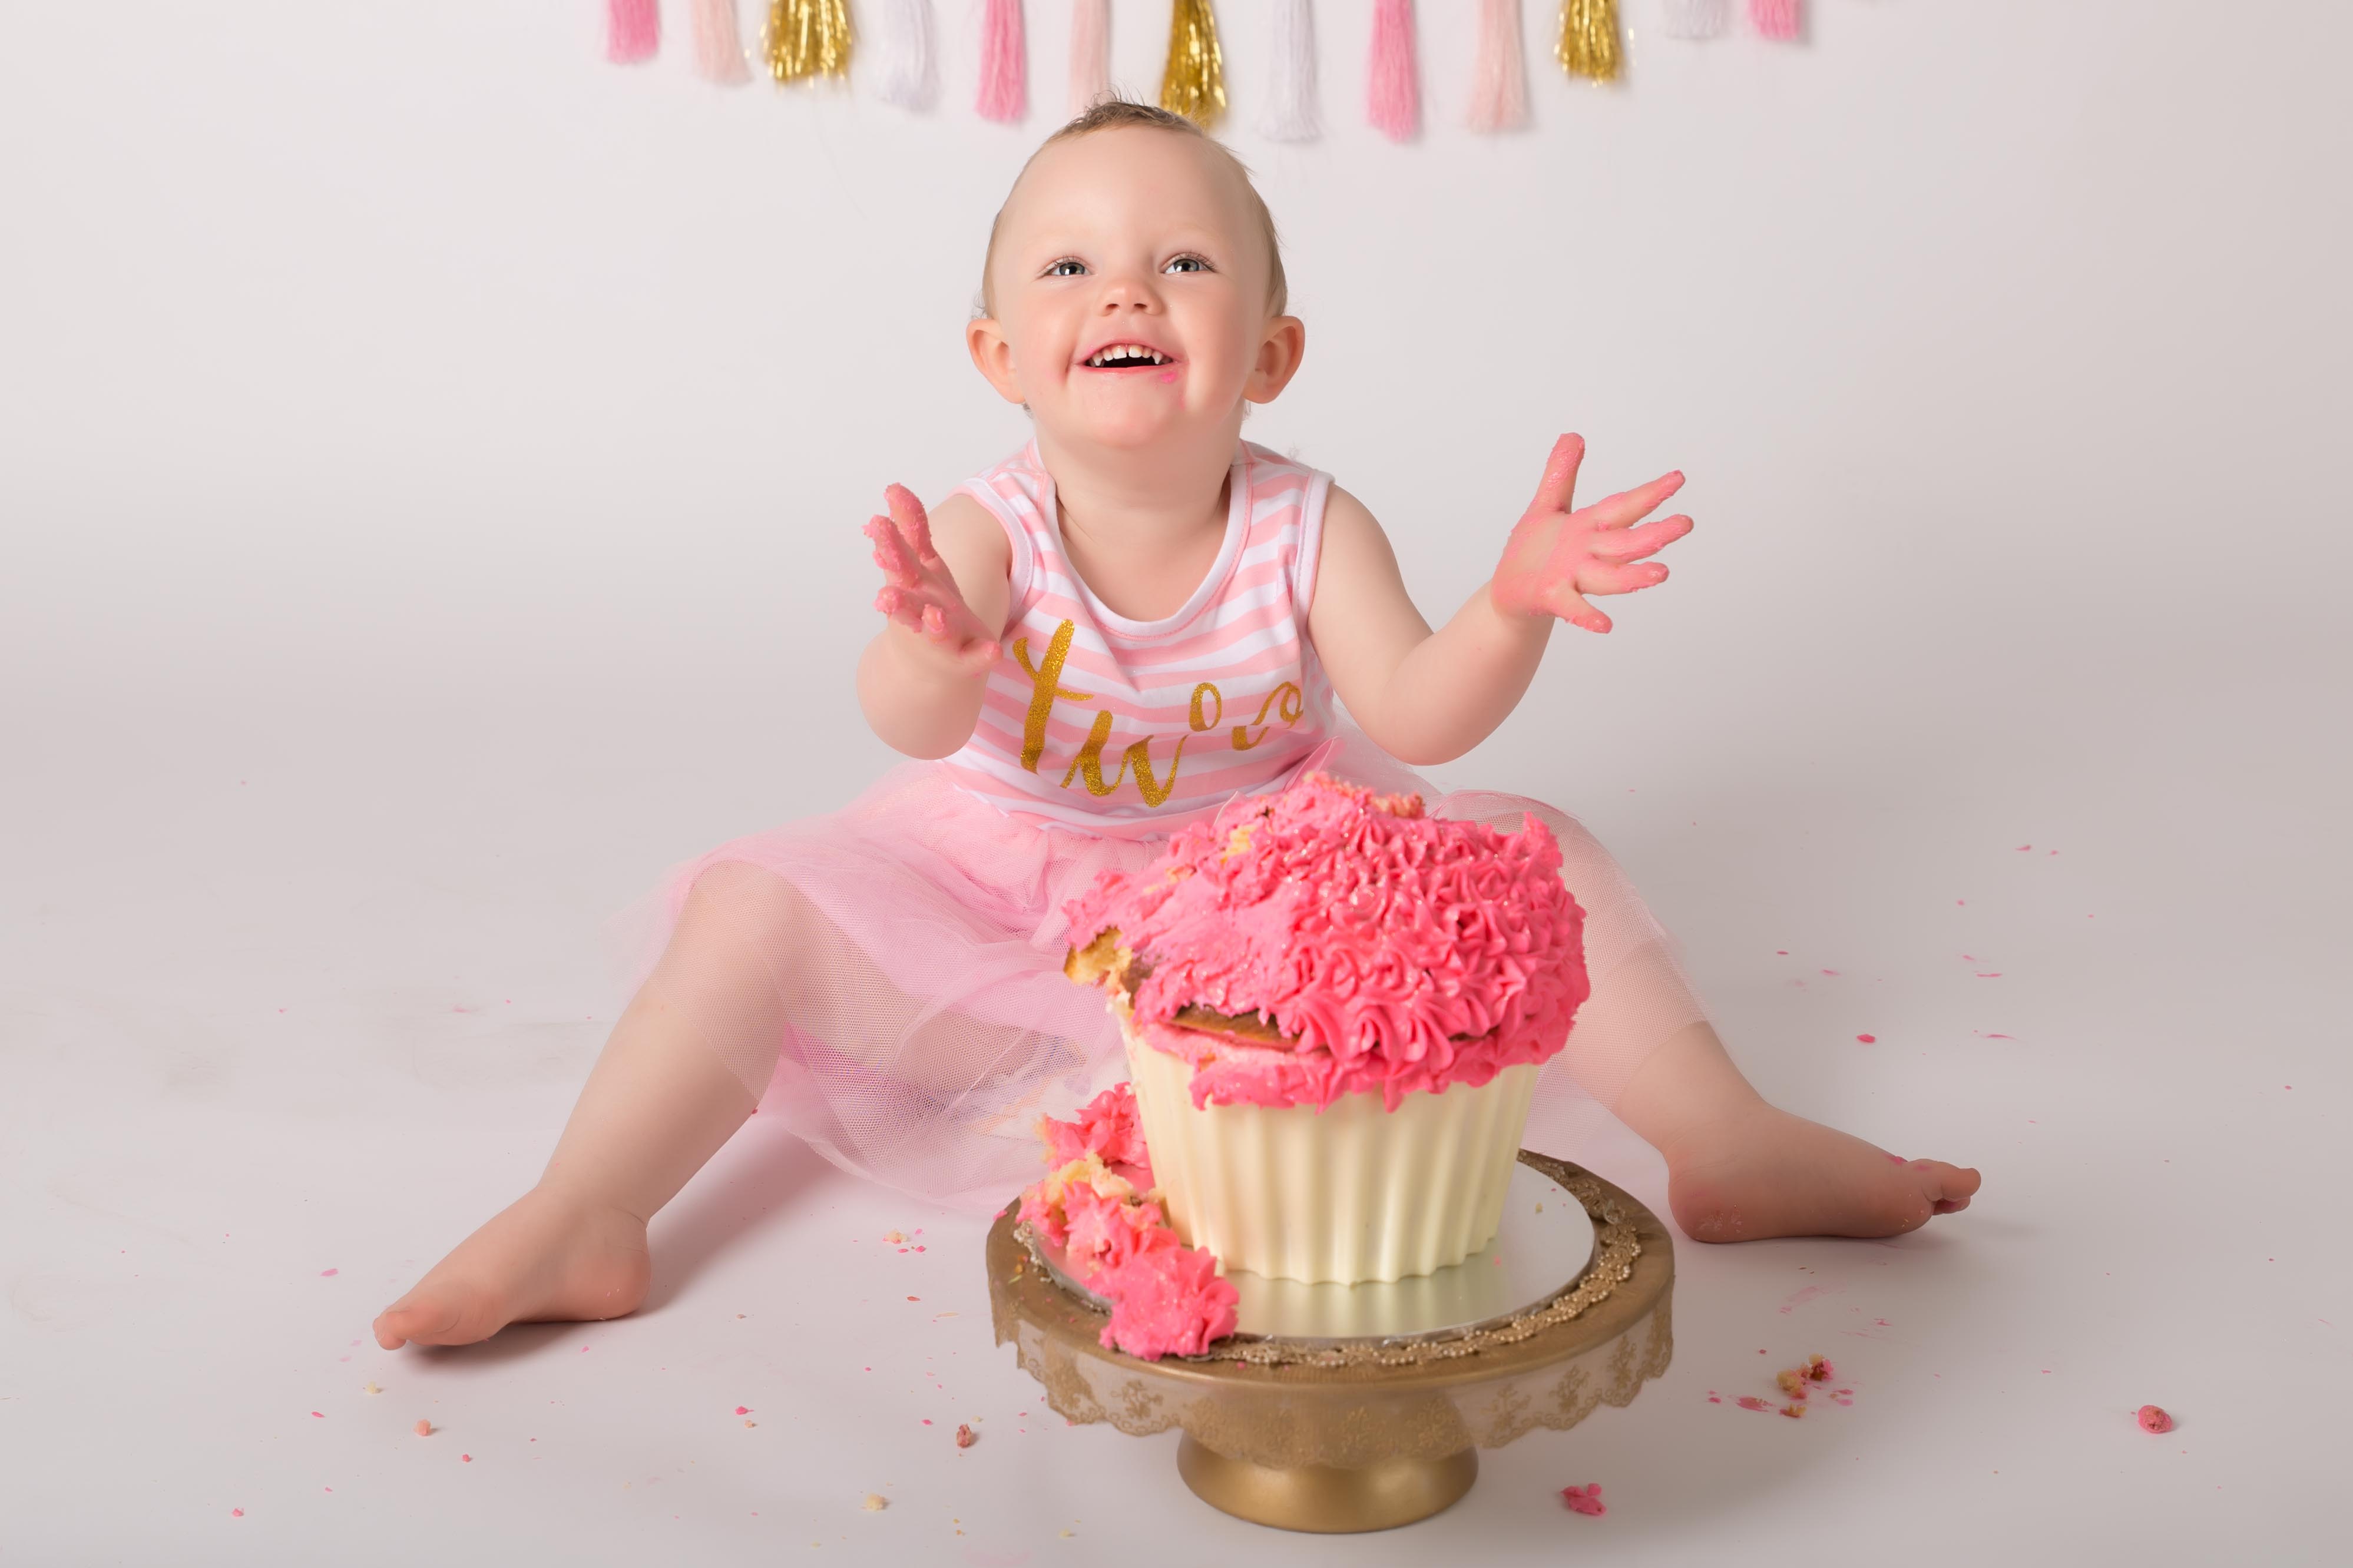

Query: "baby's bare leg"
<box><xmin>1596</xmin><ymin>944</ymin><xmax>1982</xmax><ymax>1242</ymax></box>
<box><xmin>374</xmin><ymin>864</ymin><xmax>787</xmax><ymax>1350</ymax></box>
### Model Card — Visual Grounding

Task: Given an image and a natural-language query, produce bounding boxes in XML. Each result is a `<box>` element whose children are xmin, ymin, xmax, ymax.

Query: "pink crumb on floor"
<box><xmin>2137</xmin><ymin>1405</ymin><xmax>2175</xmax><ymax>1434</ymax></box>
<box><xmin>1775</xmin><ymin>949</ymin><xmax>1788</xmax><ymax>955</ymax></box>
<box><xmin>310</xmin><ymin>1411</ymin><xmax>324</xmax><ymax>1418</ymax></box>
<box><xmin>231</xmin><ymin>1508</ymin><xmax>244</xmax><ymax>1517</ymax></box>
<box><xmin>319</xmin><ymin>1268</ymin><xmax>338</xmax><ymax>1277</ymax></box>
<box><xmin>461</xmin><ymin>1454</ymin><xmax>472</xmax><ymax>1463</ymax></box>
<box><xmin>1821</xmin><ymin>969</ymin><xmax>1839</xmax><ymax>976</ymax></box>
<box><xmin>1856</xmin><ymin>1033</ymin><xmax>1877</xmax><ymax>1043</ymax></box>
<box><xmin>735</xmin><ymin>1406</ymin><xmax>750</xmax><ymax>1415</ymax></box>
<box><xmin>957</xmin><ymin>1424</ymin><xmax>977</xmax><ymax>1448</ymax></box>
<box><xmin>1736</xmin><ymin>1396</ymin><xmax>1773</xmax><ymax>1412</ymax></box>
<box><xmin>2014</xmin><ymin>844</ymin><xmax>2031</xmax><ymax>851</ymax></box>
<box><xmin>1560</xmin><ymin>1483</ymin><xmax>1606</xmax><ymax>1516</ymax></box>
<box><xmin>413</xmin><ymin>1420</ymin><xmax>432</xmax><ymax>1437</ymax></box>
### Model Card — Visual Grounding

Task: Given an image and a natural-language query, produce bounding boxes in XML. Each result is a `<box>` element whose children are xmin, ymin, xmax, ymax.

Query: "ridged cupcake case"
<box><xmin>1121</xmin><ymin>1018</ymin><xmax>1539</xmax><ymax>1287</ymax></box>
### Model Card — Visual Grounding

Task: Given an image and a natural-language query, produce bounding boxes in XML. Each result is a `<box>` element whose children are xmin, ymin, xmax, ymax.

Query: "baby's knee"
<box><xmin>677</xmin><ymin>860</ymin><xmax>812</xmax><ymax>956</ymax></box>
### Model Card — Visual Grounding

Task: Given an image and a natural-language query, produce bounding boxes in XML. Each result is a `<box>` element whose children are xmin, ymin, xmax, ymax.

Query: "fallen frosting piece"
<box><xmin>1560</xmin><ymin>1482</ymin><xmax>1607</xmax><ymax>1517</ymax></box>
<box><xmin>1017</xmin><ymin>1084</ymin><xmax>1237</xmax><ymax>1361</ymax></box>
<box><xmin>2136</xmin><ymin>1404</ymin><xmax>2175</xmax><ymax>1434</ymax></box>
<box><xmin>1063</xmin><ymin>771</ymin><xmax>1590</xmax><ymax>1112</ymax></box>
<box><xmin>861</xmin><ymin>1494</ymin><xmax>888</xmax><ymax>1512</ymax></box>
<box><xmin>1034</xmin><ymin>1082</ymin><xmax>1154</xmax><ymax>1188</ymax></box>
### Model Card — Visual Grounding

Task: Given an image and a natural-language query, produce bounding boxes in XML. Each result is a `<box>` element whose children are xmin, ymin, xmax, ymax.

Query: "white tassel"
<box><xmin>1261</xmin><ymin>0</ymin><xmax>1321</xmax><ymax>142</ymax></box>
<box><xmin>691</xmin><ymin>0</ymin><xmax>752</xmax><ymax>83</ymax></box>
<box><xmin>1661</xmin><ymin>0</ymin><xmax>1727</xmax><ymax>39</ymax></box>
<box><xmin>1069</xmin><ymin>0</ymin><xmax>1110</xmax><ymax>114</ymax></box>
<box><xmin>875</xmin><ymin>0</ymin><xmax>938</xmax><ymax>110</ymax></box>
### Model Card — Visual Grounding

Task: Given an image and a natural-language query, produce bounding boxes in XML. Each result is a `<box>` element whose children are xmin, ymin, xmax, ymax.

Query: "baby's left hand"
<box><xmin>1490</xmin><ymin>433</ymin><xmax>1693</xmax><ymax>634</ymax></box>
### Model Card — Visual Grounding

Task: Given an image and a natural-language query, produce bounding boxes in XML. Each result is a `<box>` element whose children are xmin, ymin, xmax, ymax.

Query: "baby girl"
<box><xmin>376</xmin><ymin>101</ymin><xmax>1978</xmax><ymax>1351</ymax></box>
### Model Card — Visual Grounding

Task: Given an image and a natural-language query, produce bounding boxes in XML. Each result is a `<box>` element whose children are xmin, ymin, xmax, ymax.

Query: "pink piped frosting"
<box><xmin>1063</xmin><ymin>772</ymin><xmax>1590</xmax><ymax>1111</ymax></box>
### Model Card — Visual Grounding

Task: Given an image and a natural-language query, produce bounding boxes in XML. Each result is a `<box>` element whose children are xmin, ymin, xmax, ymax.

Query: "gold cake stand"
<box><xmin>985</xmin><ymin>1151</ymin><xmax>1673</xmax><ymax>1533</ymax></box>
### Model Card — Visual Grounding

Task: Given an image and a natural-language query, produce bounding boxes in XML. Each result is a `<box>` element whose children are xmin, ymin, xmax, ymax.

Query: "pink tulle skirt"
<box><xmin>603</xmin><ymin>730</ymin><xmax>1709</xmax><ymax>1216</ymax></box>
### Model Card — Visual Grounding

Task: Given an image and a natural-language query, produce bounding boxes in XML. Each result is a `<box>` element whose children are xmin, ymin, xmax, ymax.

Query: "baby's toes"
<box><xmin>1912</xmin><ymin>1159</ymin><xmax>1981</xmax><ymax>1214</ymax></box>
<box><xmin>375</xmin><ymin>1287</ymin><xmax>492</xmax><ymax>1350</ymax></box>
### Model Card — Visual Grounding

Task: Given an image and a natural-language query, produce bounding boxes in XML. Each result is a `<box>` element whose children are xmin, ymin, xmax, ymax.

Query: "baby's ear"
<box><xmin>1245</xmin><ymin>315</ymin><xmax>1307</xmax><ymax>405</ymax></box>
<box><xmin>965</xmin><ymin>316</ymin><xmax>1027</xmax><ymax>406</ymax></box>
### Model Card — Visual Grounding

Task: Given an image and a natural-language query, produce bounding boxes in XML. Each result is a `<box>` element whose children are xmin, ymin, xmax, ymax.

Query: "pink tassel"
<box><xmin>690</xmin><ymin>0</ymin><xmax>750</xmax><ymax>82</ymax></box>
<box><xmin>978</xmin><ymin>0</ymin><xmax>1028</xmax><ymax>122</ymax></box>
<box><xmin>1367</xmin><ymin>0</ymin><xmax>1418</xmax><ymax>142</ymax></box>
<box><xmin>1070</xmin><ymin>0</ymin><xmax>1110</xmax><ymax>114</ymax></box>
<box><xmin>1750</xmin><ymin>0</ymin><xmax>1799</xmax><ymax>41</ymax></box>
<box><xmin>607</xmin><ymin>0</ymin><xmax>660</xmax><ymax>63</ymax></box>
<box><xmin>1466</xmin><ymin>0</ymin><xmax>1525</xmax><ymax>134</ymax></box>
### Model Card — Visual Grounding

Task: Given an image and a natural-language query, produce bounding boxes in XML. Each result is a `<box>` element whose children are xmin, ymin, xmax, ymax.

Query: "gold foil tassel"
<box><xmin>1557</xmin><ymin>0</ymin><xmax>1621</xmax><ymax>83</ymax></box>
<box><xmin>1160</xmin><ymin>0</ymin><xmax>1227</xmax><ymax>128</ymax></box>
<box><xmin>767</xmin><ymin>0</ymin><xmax>854</xmax><ymax>82</ymax></box>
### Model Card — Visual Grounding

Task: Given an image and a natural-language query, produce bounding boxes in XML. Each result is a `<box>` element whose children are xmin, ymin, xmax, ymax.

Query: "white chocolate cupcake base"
<box><xmin>1121</xmin><ymin>1019</ymin><xmax>1538</xmax><ymax>1287</ymax></box>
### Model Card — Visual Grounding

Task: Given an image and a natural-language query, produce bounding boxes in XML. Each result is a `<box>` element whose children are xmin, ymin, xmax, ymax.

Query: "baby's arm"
<box><xmin>1306</xmin><ymin>435</ymin><xmax>1691</xmax><ymax>766</ymax></box>
<box><xmin>855</xmin><ymin>487</ymin><xmax>1012</xmax><ymax>759</ymax></box>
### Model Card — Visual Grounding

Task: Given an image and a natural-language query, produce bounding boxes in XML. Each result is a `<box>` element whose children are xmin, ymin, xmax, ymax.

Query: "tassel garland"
<box><xmin>1557</xmin><ymin>0</ymin><xmax>1620</xmax><ymax>83</ymax></box>
<box><xmin>767</xmin><ymin>0</ymin><xmax>853</xmax><ymax>81</ymax></box>
<box><xmin>1366</xmin><ymin>0</ymin><xmax>1418</xmax><ymax>142</ymax></box>
<box><xmin>1260</xmin><ymin>0</ymin><xmax>1321</xmax><ymax>142</ymax></box>
<box><xmin>977</xmin><ymin>0</ymin><xmax>1027</xmax><ymax>122</ymax></box>
<box><xmin>1661</xmin><ymin>0</ymin><xmax>1726</xmax><ymax>39</ymax></box>
<box><xmin>1070</xmin><ymin>0</ymin><xmax>1110</xmax><ymax>114</ymax></box>
<box><xmin>876</xmin><ymin>0</ymin><xmax>937</xmax><ymax>110</ymax></box>
<box><xmin>691</xmin><ymin>0</ymin><xmax>752</xmax><ymax>84</ymax></box>
<box><xmin>607</xmin><ymin>0</ymin><xmax>660</xmax><ymax>64</ymax></box>
<box><xmin>1160</xmin><ymin>0</ymin><xmax>1227</xmax><ymax>128</ymax></box>
<box><xmin>1467</xmin><ymin>0</ymin><xmax>1527</xmax><ymax>134</ymax></box>
<box><xmin>1750</xmin><ymin>0</ymin><xmax>1799</xmax><ymax>41</ymax></box>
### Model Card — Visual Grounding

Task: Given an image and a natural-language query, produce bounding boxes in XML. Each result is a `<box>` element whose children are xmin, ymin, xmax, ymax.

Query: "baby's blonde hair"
<box><xmin>977</xmin><ymin>100</ymin><xmax>1289</xmax><ymax>322</ymax></box>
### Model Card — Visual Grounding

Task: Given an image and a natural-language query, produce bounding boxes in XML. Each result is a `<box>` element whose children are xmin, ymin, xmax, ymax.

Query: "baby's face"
<box><xmin>971</xmin><ymin>127</ymin><xmax>1300</xmax><ymax>455</ymax></box>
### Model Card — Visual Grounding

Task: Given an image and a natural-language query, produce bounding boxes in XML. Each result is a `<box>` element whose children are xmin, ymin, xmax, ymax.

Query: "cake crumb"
<box><xmin>861</xmin><ymin>1493</ymin><xmax>888</xmax><ymax>1512</ymax></box>
<box><xmin>362</xmin><ymin>1383</ymin><xmax>380</xmax><ymax>1395</ymax></box>
<box><xmin>1806</xmin><ymin>1354</ymin><xmax>1834</xmax><ymax>1381</ymax></box>
<box><xmin>1735</xmin><ymin>1396</ymin><xmax>1773</xmax><ymax>1413</ymax></box>
<box><xmin>883</xmin><ymin>1230</ymin><xmax>905</xmax><ymax>1244</ymax></box>
<box><xmin>2137</xmin><ymin>1404</ymin><xmax>2175</xmax><ymax>1434</ymax></box>
<box><xmin>413</xmin><ymin>1420</ymin><xmax>433</xmax><ymax>1437</ymax></box>
<box><xmin>955</xmin><ymin>1423</ymin><xmax>976</xmax><ymax>1448</ymax></box>
<box><xmin>745</xmin><ymin>1419</ymin><xmax>757</xmax><ymax>1428</ymax></box>
<box><xmin>1560</xmin><ymin>1482</ymin><xmax>1606</xmax><ymax>1517</ymax></box>
<box><xmin>1779</xmin><ymin>1404</ymin><xmax>1806</xmax><ymax>1419</ymax></box>
<box><xmin>1775</xmin><ymin>1370</ymin><xmax>1808</xmax><ymax>1400</ymax></box>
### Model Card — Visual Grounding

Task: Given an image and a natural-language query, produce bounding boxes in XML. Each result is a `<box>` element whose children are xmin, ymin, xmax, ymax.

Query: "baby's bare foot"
<box><xmin>373</xmin><ymin>1185</ymin><xmax>652</xmax><ymax>1350</ymax></box>
<box><xmin>1663</xmin><ymin>1101</ymin><xmax>1981</xmax><ymax>1244</ymax></box>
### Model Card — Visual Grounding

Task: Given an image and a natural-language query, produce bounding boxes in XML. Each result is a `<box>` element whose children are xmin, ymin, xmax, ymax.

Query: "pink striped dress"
<box><xmin>605</xmin><ymin>439</ymin><xmax>1710</xmax><ymax>1215</ymax></box>
<box><xmin>942</xmin><ymin>436</ymin><xmax>1335</xmax><ymax>836</ymax></box>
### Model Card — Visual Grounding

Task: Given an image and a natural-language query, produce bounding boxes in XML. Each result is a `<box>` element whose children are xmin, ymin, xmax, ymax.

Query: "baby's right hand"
<box><xmin>864</xmin><ymin>484</ymin><xmax>1001</xmax><ymax>676</ymax></box>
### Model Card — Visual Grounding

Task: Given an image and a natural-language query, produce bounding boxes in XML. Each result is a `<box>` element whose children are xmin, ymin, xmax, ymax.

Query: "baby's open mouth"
<box><xmin>1083</xmin><ymin>344</ymin><xmax>1174</xmax><ymax>369</ymax></box>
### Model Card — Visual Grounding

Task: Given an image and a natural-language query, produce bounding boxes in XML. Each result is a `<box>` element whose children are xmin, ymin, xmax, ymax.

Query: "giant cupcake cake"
<box><xmin>1056</xmin><ymin>771</ymin><xmax>1590</xmax><ymax>1293</ymax></box>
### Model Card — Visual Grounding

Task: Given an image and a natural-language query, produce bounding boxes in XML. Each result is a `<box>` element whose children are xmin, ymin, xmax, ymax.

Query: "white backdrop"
<box><xmin>4</xmin><ymin>4</ymin><xmax>2348</xmax><ymax>1564</ymax></box>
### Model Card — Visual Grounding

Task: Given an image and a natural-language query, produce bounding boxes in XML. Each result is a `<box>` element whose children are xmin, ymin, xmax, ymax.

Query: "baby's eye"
<box><xmin>1045</xmin><ymin>258</ymin><xmax>1087</xmax><ymax>277</ymax></box>
<box><xmin>1164</xmin><ymin>254</ymin><xmax>1212</xmax><ymax>274</ymax></box>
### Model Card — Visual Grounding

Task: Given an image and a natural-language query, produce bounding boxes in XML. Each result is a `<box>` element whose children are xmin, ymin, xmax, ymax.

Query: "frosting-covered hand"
<box><xmin>1490</xmin><ymin>433</ymin><xmax>1693</xmax><ymax>634</ymax></box>
<box><xmin>863</xmin><ymin>483</ymin><xmax>1001</xmax><ymax>672</ymax></box>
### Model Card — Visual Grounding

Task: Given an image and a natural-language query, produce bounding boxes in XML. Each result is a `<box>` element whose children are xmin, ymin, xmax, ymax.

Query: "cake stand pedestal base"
<box><xmin>1176</xmin><ymin>1432</ymin><xmax>1478</xmax><ymax>1531</ymax></box>
<box><xmin>988</xmin><ymin>1152</ymin><xmax>1673</xmax><ymax>1535</ymax></box>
